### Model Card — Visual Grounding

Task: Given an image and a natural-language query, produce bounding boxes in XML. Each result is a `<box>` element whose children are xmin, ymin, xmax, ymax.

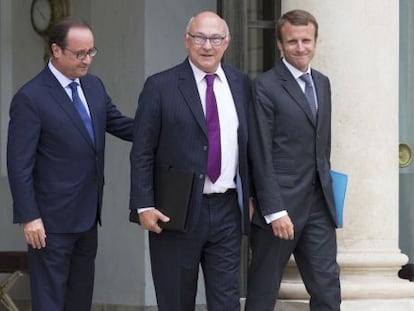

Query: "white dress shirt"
<box><xmin>48</xmin><ymin>61</ymin><xmax>91</xmax><ymax>116</ymax></box>
<box><xmin>188</xmin><ymin>60</ymin><xmax>239</xmax><ymax>194</ymax></box>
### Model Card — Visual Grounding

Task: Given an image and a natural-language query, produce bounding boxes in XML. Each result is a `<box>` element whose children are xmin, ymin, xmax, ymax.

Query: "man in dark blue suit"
<box><xmin>7</xmin><ymin>17</ymin><xmax>133</xmax><ymax>311</ymax></box>
<box><xmin>130</xmin><ymin>11</ymin><xmax>251</xmax><ymax>311</ymax></box>
<box><xmin>245</xmin><ymin>9</ymin><xmax>341</xmax><ymax>311</ymax></box>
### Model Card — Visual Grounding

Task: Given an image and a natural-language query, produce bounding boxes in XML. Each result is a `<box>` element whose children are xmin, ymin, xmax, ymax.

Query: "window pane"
<box><xmin>247</xmin><ymin>0</ymin><xmax>280</xmax><ymax>78</ymax></box>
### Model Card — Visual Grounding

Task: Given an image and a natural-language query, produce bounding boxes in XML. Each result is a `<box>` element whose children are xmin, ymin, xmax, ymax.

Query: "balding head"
<box><xmin>184</xmin><ymin>11</ymin><xmax>230</xmax><ymax>73</ymax></box>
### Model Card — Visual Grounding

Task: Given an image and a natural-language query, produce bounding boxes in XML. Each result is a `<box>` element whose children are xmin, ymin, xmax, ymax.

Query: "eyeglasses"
<box><xmin>64</xmin><ymin>47</ymin><xmax>98</xmax><ymax>60</ymax></box>
<box><xmin>187</xmin><ymin>33</ymin><xmax>227</xmax><ymax>46</ymax></box>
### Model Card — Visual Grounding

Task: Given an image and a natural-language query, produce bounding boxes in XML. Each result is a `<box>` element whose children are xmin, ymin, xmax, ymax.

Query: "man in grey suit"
<box><xmin>245</xmin><ymin>9</ymin><xmax>341</xmax><ymax>311</ymax></box>
<box><xmin>129</xmin><ymin>11</ymin><xmax>250</xmax><ymax>311</ymax></box>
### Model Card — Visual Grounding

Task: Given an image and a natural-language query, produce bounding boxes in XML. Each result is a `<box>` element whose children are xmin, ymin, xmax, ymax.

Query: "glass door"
<box><xmin>218</xmin><ymin>0</ymin><xmax>282</xmax><ymax>295</ymax></box>
<box><xmin>399</xmin><ymin>0</ymin><xmax>414</xmax><ymax>281</ymax></box>
<box><xmin>218</xmin><ymin>0</ymin><xmax>281</xmax><ymax>78</ymax></box>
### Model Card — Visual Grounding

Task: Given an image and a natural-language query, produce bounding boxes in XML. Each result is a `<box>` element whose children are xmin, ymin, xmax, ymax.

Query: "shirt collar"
<box><xmin>48</xmin><ymin>61</ymin><xmax>80</xmax><ymax>88</ymax></box>
<box><xmin>188</xmin><ymin>59</ymin><xmax>225</xmax><ymax>84</ymax></box>
<box><xmin>282</xmin><ymin>57</ymin><xmax>311</xmax><ymax>80</ymax></box>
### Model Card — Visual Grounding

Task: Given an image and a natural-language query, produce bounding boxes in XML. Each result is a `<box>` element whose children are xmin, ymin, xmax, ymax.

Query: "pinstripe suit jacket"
<box><xmin>130</xmin><ymin>59</ymin><xmax>251</xmax><ymax>234</ymax></box>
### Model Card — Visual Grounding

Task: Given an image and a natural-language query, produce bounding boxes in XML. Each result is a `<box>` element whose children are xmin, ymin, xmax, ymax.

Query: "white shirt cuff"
<box><xmin>138</xmin><ymin>207</ymin><xmax>155</xmax><ymax>213</ymax></box>
<box><xmin>264</xmin><ymin>210</ymin><xmax>288</xmax><ymax>224</ymax></box>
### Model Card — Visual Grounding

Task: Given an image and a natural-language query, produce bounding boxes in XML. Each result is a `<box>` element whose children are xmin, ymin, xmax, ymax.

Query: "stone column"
<box><xmin>277</xmin><ymin>1</ymin><xmax>414</xmax><ymax>310</ymax></box>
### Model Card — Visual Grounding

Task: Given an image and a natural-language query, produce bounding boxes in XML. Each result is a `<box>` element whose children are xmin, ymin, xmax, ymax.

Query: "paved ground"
<box><xmin>7</xmin><ymin>299</ymin><xmax>309</xmax><ymax>310</ymax></box>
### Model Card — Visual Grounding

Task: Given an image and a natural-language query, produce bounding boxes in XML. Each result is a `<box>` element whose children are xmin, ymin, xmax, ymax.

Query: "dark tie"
<box><xmin>300</xmin><ymin>73</ymin><xmax>317</xmax><ymax>120</ymax></box>
<box><xmin>205</xmin><ymin>74</ymin><xmax>221</xmax><ymax>183</ymax></box>
<box><xmin>69</xmin><ymin>82</ymin><xmax>95</xmax><ymax>144</ymax></box>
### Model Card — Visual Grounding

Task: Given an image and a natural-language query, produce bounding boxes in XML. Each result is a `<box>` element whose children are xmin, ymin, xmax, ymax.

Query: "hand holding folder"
<box><xmin>330</xmin><ymin>170</ymin><xmax>348</xmax><ymax>228</ymax></box>
<box><xmin>130</xmin><ymin>166</ymin><xmax>195</xmax><ymax>231</ymax></box>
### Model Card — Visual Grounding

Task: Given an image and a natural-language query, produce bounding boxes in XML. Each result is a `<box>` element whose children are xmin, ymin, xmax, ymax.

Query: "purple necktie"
<box><xmin>205</xmin><ymin>74</ymin><xmax>221</xmax><ymax>183</ymax></box>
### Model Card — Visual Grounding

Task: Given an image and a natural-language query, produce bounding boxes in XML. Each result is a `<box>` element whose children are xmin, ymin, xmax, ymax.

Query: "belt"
<box><xmin>203</xmin><ymin>188</ymin><xmax>236</xmax><ymax>198</ymax></box>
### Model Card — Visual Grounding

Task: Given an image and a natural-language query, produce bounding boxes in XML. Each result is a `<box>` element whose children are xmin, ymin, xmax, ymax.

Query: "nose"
<box><xmin>202</xmin><ymin>38</ymin><xmax>213</xmax><ymax>49</ymax></box>
<box><xmin>296</xmin><ymin>42</ymin><xmax>304</xmax><ymax>51</ymax></box>
<box><xmin>82</xmin><ymin>54</ymin><xmax>93</xmax><ymax>64</ymax></box>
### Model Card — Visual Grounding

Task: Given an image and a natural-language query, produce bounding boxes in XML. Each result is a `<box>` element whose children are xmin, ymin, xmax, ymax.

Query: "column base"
<box><xmin>275</xmin><ymin>299</ymin><xmax>414</xmax><ymax>311</ymax></box>
<box><xmin>276</xmin><ymin>251</ymin><xmax>414</xmax><ymax>310</ymax></box>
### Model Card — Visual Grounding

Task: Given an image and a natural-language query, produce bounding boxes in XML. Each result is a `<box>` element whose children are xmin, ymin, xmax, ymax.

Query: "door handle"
<box><xmin>399</xmin><ymin>143</ymin><xmax>412</xmax><ymax>168</ymax></box>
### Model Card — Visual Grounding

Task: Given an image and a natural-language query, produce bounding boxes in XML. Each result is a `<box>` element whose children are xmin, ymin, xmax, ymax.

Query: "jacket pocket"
<box><xmin>276</xmin><ymin>174</ymin><xmax>296</xmax><ymax>188</ymax></box>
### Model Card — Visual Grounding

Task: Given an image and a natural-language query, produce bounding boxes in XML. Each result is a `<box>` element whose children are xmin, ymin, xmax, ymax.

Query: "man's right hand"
<box><xmin>270</xmin><ymin>214</ymin><xmax>295</xmax><ymax>240</ymax></box>
<box><xmin>139</xmin><ymin>209</ymin><xmax>170</xmax><ymax>234</ymax></box>
<box><xmin>23</xmin><ymin>218</ymin><xmax>46</xmax><ymax>249</ymax></box>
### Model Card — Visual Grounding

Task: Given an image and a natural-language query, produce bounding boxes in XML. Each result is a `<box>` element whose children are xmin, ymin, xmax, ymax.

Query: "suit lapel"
<box><xmin>225</xmin><ymin>67</ymin><xmax>243</xmax><ymax>117</ymax></box>
<box><xmin>312</xmin><ymin>70</ymin><xmax>327</xmax><ymax>130</ymax></box>
<box><xmin>43</xmin><ymin>69</ymin><xmax>96</xmax><ymax>149</ymax></box>
<box><xmin>80</xmin><ymin>78</ymin><xmax>100</xmax><ymax>149</ymax></box>
<box><xmin>177</xmin><ymin>60</ymin><xmax>208</xmax><ymax>137</ymax></box>
<box><xmin>277</xmin><ymin>62</ymin><xmax>316</xmax><ymax>127</ymax></box>
<box><xmin>223</xmin><ymin>65</ymin><xmax>247</xmax><ymax>137</ymax></box>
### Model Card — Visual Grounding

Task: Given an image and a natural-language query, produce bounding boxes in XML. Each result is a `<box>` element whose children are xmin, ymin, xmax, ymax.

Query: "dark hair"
<box><xmin>48</xmin><ymin>16</ymin><xmax>91</xmax><ymax>53</ymax></box>
<box><xmin>276</xmin><ymin>9</ymin><xmax>318</xmax><ymax>42</ymax></box>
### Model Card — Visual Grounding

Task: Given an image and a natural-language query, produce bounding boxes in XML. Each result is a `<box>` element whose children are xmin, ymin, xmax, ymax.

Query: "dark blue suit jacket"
<box><xmin>7</xmin><ymin>67</ymin><xmax>133</xmax><ymax>233</ymax></box>
<box><xmin>130</xmin><ymin>59</ymin><xmax>251</xmax><ymax>234</ymax></box>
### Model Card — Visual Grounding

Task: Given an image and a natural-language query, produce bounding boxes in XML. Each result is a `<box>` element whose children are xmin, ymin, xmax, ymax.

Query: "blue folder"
<box><xmin>330</xmin><ymin>170</ymin><xmax>348</xmax><ymax>228</ymax></box>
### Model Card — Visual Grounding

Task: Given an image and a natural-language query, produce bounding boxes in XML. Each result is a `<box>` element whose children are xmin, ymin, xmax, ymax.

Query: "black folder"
<box><xmin>129</xmin><ymin>166</ymin><xmax>195</xmax><ymax>231</ymax></box>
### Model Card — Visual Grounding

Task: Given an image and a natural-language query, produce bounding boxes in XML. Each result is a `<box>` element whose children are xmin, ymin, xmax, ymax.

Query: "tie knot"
<box><xmin>69</xmin><ymin>81</ymin><xmax>79</xmax><ymax>91</ymax></box>
<box><xmin>300</xmin><ymin>73</ymin><xmax>312</xmax><ymax>85</ymax></box>
<box><xmin>205</xmin><ymin>74</ymin><xmax>216</xmax><ymax>87</ymax></box>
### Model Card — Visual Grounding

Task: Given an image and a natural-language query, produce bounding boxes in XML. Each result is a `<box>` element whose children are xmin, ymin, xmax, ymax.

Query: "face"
<box><xmin>277</xmin><ymin>22</ymin><xmax>317</xmax><ymax>72</ymax></box>
<box><xmin>51</xmin><ymin>27</ymin><xmax>95</xmax><ymax>80</ymax></box>
<box><xmin>184</xmin><ymin>12</ymin><xmax>230</xmax><ymax>73</ymax></box>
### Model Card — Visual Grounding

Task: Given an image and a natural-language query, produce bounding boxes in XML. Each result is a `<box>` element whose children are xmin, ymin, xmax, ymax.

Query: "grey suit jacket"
<box><xmin>249</xmin><ymin>60</ymin><xmax>337</xmax><ymax>230</ymax></box>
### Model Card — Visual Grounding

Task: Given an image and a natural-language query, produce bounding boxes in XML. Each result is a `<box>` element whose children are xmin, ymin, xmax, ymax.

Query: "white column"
<box><xmin>277</xmin><ymin>1</ymin><xmax>414</xmax><ymax>310</ymax></box>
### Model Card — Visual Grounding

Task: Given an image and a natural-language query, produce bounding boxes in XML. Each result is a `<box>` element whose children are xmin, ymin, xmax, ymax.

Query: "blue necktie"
<box><xmin>205</xmin><ymin>74</ymin><xmax>221</xmax><ymax>183</ymax></box>
<box><xmin>300</xmin><ymin>73</ymin><xmax>318</xmax><ymax>120</ymax></box>
<box><xmin>69</xmin><ymin>82</ymin><xmax>95</xmax><ymax>144</ymax></box>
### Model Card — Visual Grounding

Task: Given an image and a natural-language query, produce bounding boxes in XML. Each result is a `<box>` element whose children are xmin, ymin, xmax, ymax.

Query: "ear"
<box><xmin>183</xmin><ymin>33</ymin><xmax>190</xmax><ymax>49</ymax></box>
<box><xmin>222</xmin><ymin>36</ymin><xmax>231</xmax><ymax>51</ymax></box>
<box><xmin>276</xmin><ymin>40</ymin><xmax>283</xmax><ymax>53</ymax></box>
<box><xmin>51</xmin><ymin>43</ymin><xmax>62</xmax><ymax>58</ymax></box>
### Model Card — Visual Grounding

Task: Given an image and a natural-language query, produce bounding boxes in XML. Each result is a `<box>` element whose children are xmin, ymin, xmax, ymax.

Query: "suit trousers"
<box><xmin>149</xmin><ymin>190</ymin><xmax>242</xmax><ymax>311</ymax></box>
<box><xmin>245</xmin><ymin>181</ymin><xmax>341</xmax><ymax>311</ymax></box>
<box><xmin>28</xmin><ymin>225</ymin><xmax>98</xmax><ymax>311</ymax></box>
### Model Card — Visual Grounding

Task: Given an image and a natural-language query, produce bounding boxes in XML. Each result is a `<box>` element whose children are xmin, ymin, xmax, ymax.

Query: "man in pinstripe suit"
<box><xmin>129</xmin><ymin>11</ymin><xmax>251</xmax><ymax>311</ymax></box>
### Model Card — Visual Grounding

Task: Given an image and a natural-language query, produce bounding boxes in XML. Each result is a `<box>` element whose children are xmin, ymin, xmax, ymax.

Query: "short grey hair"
<box><xmin>185</xmin><ymin>13</ymin><xmax>230</xmax><ymax>37</ymax></box>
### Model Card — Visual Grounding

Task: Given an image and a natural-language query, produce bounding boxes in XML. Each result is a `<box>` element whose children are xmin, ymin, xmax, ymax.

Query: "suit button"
<box><xmin>199</xmin><ymin>174</ymin><xmax>204</xmax><ymax>179</ymax></box>
<box><xmin>203</xmin><ymin>145</ymin><xmax>208</xmax><ymax>151</ymax></box>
